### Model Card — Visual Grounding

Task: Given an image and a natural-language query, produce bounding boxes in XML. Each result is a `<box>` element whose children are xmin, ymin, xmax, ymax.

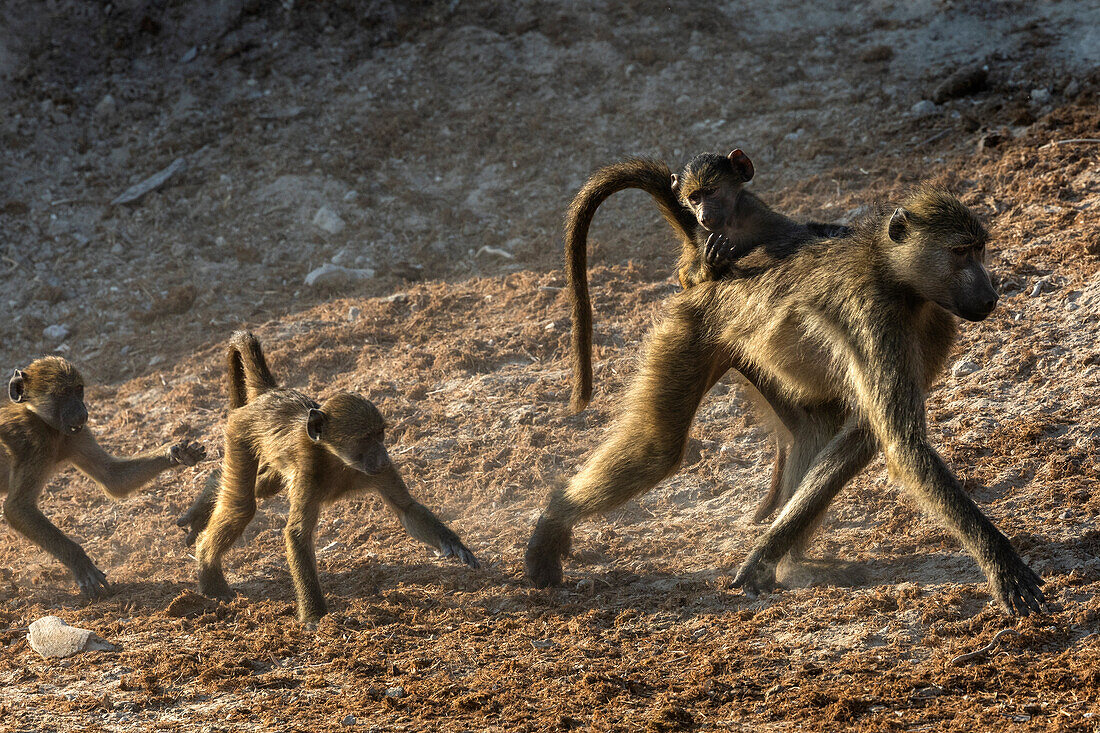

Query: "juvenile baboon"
<box><xmin>0</xmin><ymin>356</ymin><xmax>205</xmax><ymax>596</ymax></box>
<box><xmin>192</xmin><ymin>331</ymin><xmax>478</xmax><ymax>622</ymax></box>
<box><xmin>529</xmin><ymin>186</ymin><xmax>1045</xmax><ymax>617</ymax></box>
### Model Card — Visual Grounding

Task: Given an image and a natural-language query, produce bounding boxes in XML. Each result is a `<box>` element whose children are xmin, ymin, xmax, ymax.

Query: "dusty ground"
<box><xmin>1</xmin><ymin>1</ymin><xmax>1099</xmax><ymax>731</ymax></box>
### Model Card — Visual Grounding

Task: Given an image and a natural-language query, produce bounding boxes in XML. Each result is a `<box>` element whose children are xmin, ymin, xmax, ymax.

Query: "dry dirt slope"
<box><xmin>1</xmin><ymin>0</ymin><xmax>1100</xmax><ymax>730</ymax></box>
<box><xmin>0</xmin><ymin>104</ymin><xmax>1098</xmax><ymax>731</ymax></box>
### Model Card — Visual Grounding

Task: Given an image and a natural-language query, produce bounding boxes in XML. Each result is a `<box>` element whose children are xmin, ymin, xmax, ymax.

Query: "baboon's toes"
<box><xmin>732</xmin><ymin>553</ymin><xmax>778</xmax><ymax>598</ymax></box>
<box><xmin>525</xmin><ymin>516</ymin><xmax>570</xmax><ymax>587</ymax></box>
<box><xmin>525</xmin><ymin>552</ymin><xmax>563</xmax><ymax>588</ymax></box>
<box><xmin>995</xmin><ymin>563</ymin><xmax>1046</xmax><ymax>617</ymax></box>
<box><xmin>75</xmin><ymin>564</ymin><xmax>111</xmax><ymax>598</ymax></box>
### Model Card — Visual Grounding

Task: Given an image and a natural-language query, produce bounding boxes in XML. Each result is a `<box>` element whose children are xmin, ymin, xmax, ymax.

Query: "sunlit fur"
<box><xmin>564</xmin><ymin>153</ymin><xmax>843</xmax><ymax>414</ymax></box>
<box><xmin>0</xmin><ymin>356</ymin><xmax>203</xmax><ymax>597</ymax></box>
<box><xmin>529</xmin><ymin>187</ymin><xmax>1045</xmax><ymax>617</ymax></box>
<box><xmin>192</xmin><ymin>331</ymin><xmax>477</xmax><ymax>623</ymax></box>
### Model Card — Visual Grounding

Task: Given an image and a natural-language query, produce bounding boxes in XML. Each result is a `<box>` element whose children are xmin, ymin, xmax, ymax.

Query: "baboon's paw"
<box><xmin>525</xmin><ymin>516</ymin><xmax>570</xmax><ymax>588</ymax></box>
<box><xmin>439</xmin><ymin>537</ymin><xmax>480</xmax><ymax>569</ymax></box>
<box><xmin>732</xmin><ymin>552</ymin><xmax>778</xmax><ymax>598</ymax></box>
<box><xmin>198</xmin><ymin>576</ymin><xmax>236</xmax><ymax>603</ymax></box>
<box><xmin>525</xmin><ymin>551</ymin><xmax>563</xmax><ymax>588</ymax></box>
<box><xmin>74</xmin><ymin>558</ymin><xmax>111</xmax><ymax>598</ymax></box>
<box><xmin>170</xmin><ymin>441</ymin><xmax>207</xmax><ymax>467</ymax></box>
<box><xmin>992</xmin><ymin>560</ymin><xmax>1045</xmax><ymax>617</ymax></box>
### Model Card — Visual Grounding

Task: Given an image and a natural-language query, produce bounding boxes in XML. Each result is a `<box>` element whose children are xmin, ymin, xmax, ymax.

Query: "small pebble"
<box><xmin>304</xmin><ymin>263</ymin><xmax>375</xmax><ymax>288</ymax></box>
<box><xmin>911</xmin><ymin>100</ymin><xmax>937</xmax><ymax>117</ymax></box>
<box><xmin>347</xmin><ymin>306</ymin><xmax>360</xmax><ymax>322</ymax></box>
<box><xmin>94</xmin><ymin>94</ymin><xmax>117</xmax><ymax>119</ymax></box>
<box><xmin>1030</xmin><ymin>87</ymin><xmax>1051</xmax><ymax>105</ymax></box>
<box><xmin>340</xmin><ymin>714</ymin><xmax>356</xmax><ymax>726</ymax></box>
<box><xmin>385</xmin><ymin>686</ymin><xmax>406</xmax><ymax>698</ymax></box>
<box><xmin>312</xmin><ymin>205</ymin><xmax>346</xmax><ymax>234</ymax></box>
<box><xmin>951</xmin><ymin>360</ymin><xmax>980</xmax><ymax>378</ymax></box>
<box><xmin>43</xmin><ymin>324</ymin><xmax>70</xmax><ymax>341</ymax></box>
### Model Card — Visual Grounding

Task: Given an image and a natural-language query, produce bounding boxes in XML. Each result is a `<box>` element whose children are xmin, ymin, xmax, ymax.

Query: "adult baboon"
<box><xmin>565</xmin><ymin>150</ymin><xmax>850</xmax><ymax>522</ymax></box>
<box><xmin>528</xmin><ymin>186</ymin><xmax>1044</xmax><ymax>617</ymax></box>
<box><xmin>0</xmin><ymin>356</ymin><xmax>205</xmax><ymax>596</ymax></box>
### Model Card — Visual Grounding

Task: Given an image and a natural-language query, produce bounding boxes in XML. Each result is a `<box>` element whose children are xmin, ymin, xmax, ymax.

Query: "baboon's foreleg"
<box><xmin>857</xmin><ymin>361</ymin><xmax>1044</xmax><ymax>616</ymax></box>
<box><xmin>527</xmin><ymin>306</ymin><xmax>725</xmax><ymax>587</ymax></box>
<box><xmin>195</xmin><ymin>442</ymin><xmax>258</xmax><ymax>600</ymax></box>
<box><xmin>67</xmin><ymin>429</ymin><xmax>205</xmax><ymax>498</ymax></box>
<box><xmin>734</xmin><ymin>421</ymin><xmax>877</xmax><ymax>595</ymax></box>
<box><xmin>373</xmin><ymin>466</ymin><xmax>479</xmax><ymax>568</ymax></box>
<box><xmin>887</xmin><ymin>442</ymin><xmax>1044</xmax><ymax>615</ymax></box>
<box><xmin>284</xmin><ymin>483</ymin><xmax>325</xmax><ymax>623</ymax></box>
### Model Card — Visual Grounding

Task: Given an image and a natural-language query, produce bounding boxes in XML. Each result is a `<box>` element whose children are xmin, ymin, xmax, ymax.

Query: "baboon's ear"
<box><xmin>670</xmin><ymin>173</ymin><xmax>680</xmax><ymax>192</ymax></box>
<box><xmin>727</xmin><ymin>149</ymin><xmax>754</xmax><ymax>182</ymax></box>
<box><xmin>888</xmin><ymin>207</ymin><xmax>909</xmax><ymax>243</ymax></box>
<box><xmin>306</xmin><ymin>408</ymin><xmax>327</xmax><ymax>442</ymax></box>
<box><xmin>8</xmin><ymin>370</ymin><xmax>25</xmax><ymax>403</ymax></box>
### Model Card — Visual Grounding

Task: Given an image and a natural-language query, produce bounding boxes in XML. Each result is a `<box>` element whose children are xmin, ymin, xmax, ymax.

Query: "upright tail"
<box><xmin>565</xmin><ymin>158</ymin><xmax>697</xmax><ymax>413</ymax></box>
<box><xmin>226</xmin><ymin>330</ymin><xmax>278</xmax><ymax>409</ymax></box>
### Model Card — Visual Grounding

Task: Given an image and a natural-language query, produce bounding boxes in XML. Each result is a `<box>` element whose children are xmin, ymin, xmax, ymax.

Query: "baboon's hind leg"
<box><xmin>751</xmin><ymin>438</ymin><xmax>788</xmax><ymax>523</ymax></box>
<box><xmin>526</xmin><ymin>305</ymin><xmax>726</xmax><ymax>588</ymax></box>
<box><xmin>195</xmin><ymin>442</ymin><xmax>258</xmax><ymax>600</ymax></box>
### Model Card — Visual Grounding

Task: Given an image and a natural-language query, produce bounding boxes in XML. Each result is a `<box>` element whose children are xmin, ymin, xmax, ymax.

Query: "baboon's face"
<box><xmin>672</xmin><ymin>150</ymin><xmax>754</xmax><ymax>232</ymax></box>
<box><xmin>888</xmin><ymin>205</ymin><xmax>997</xmax><ymax>322</ymax></box>
<box><xmin>9</xmin><ymin>357</ymin><xmax>88</xmax><ymax>433</ymax></box>
<box><xmin>308</xmin><ymin>393</ymin><xmax>392</xmax><ymax>475</ymax></box>
<box><xmin>681</xmin><ymin>179</ymin><xmax>740</xmax><ymax>232</ymax></box>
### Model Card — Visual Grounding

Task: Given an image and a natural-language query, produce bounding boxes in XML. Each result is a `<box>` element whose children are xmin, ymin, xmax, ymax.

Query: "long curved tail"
<box><xmin>565</xmin><ymin>158</ymin><xmax>696</xmax><ymax>413</ymax></box>
<box><xmin>226</xmin><ymin>330</ymin><xmax>278</xmax><ymax>409</ymax></box>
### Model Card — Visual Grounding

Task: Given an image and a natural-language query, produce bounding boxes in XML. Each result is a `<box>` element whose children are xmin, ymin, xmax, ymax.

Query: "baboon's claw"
<box><xmin>74</xmin><ymin>560</ymin><xmax>110</xmax><ymax>598</ymax></box>
<box><xmin>993</xmin><ymin>561</ymin><xmax>1046</xmax><ymax>617</ymax></box>
<box><xmin>439</xmin><ymin>539</ymin><xmax>480</xmax><ymax>569</ymax></box>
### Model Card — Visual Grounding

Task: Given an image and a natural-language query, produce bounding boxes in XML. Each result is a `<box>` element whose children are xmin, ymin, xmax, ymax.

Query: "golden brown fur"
<box><xmin>529</xmin><ymin>186</ymin><xmax>1044</xmax><ymax>617</ymax></box>
<box><xmin>564</xmin><ymin>151</ymin><xmax>850</xmax><ymax>523</ymax></box>
<box><xmin>190</xmin><ymin>331</ymin><xmax>478</xmax><ymax>623</ymax></box>
<box><xmin>0</xmin><ymin>357</ymin><xmax>205</xmax><ymax>596</ymax></box>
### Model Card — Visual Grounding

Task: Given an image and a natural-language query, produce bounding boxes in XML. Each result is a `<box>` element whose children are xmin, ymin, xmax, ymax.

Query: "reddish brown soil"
<box><xmin>1</xmin><ymin>2</ymin><xmax>1099</xmax><ymax>731</ymax></box>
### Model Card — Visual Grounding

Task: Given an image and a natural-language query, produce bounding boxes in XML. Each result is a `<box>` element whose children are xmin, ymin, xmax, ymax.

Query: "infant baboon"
<box><xmin>191</xmin><ymin>331</ymin><xmax>478</xmax><ymax>622</ymax></box>
<box><xmin>530</xmin><ymin>186</ymin><xmax>1044</xmax><ymax>617</ymax></box>
<box><xmin>0</xmin><ymin>356</ymin><xmax>205</xmax><ymax>596</ymax></box>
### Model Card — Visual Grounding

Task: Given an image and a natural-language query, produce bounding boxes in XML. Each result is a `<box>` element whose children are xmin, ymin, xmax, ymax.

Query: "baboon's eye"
<box><xmin>688</xmin><ymin>192</ymin><xmax>701</xmax><ymax>205</ymax></box>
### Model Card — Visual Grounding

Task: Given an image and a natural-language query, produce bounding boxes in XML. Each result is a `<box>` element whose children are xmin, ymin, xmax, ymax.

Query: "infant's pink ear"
<box><xmin>727</xmin><ymin>149</ymin><xmax>754</xmax><ymax>182</ymax></box>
